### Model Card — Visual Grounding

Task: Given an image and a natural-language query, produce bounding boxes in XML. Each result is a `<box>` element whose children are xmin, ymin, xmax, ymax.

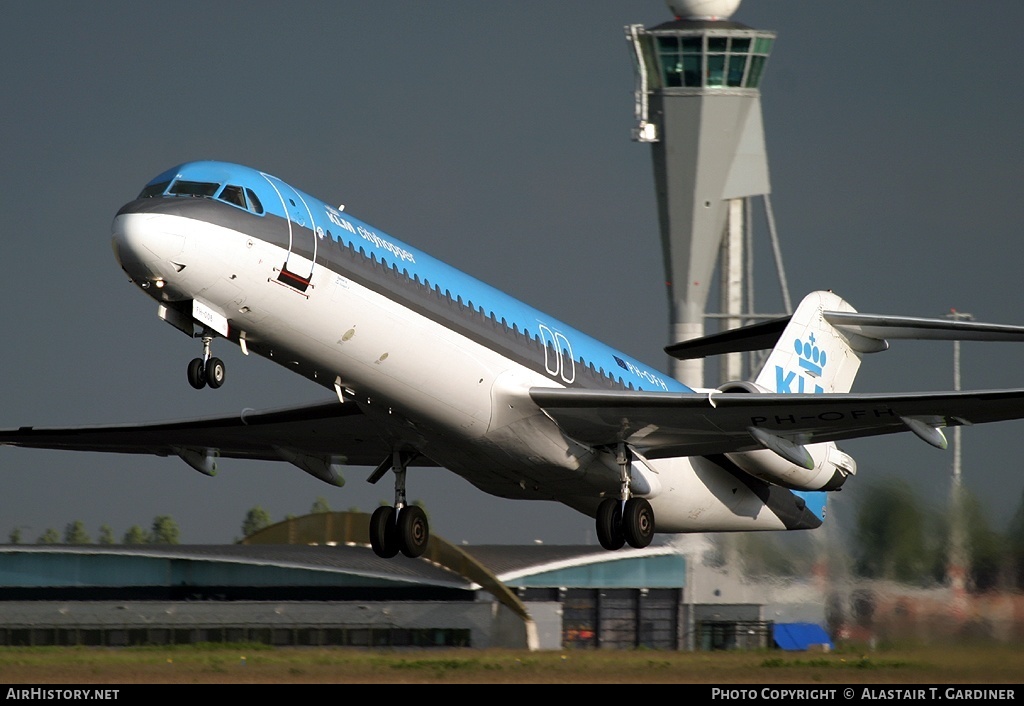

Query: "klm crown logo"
<box><xmin>795</xmin><ymin>333</ymin><xmax>826</xmax><ymax>377</ymax></box>
<box><xmin>774</xmin><ymin>332</ymin><xmax>826</xmax><ymax>394</ymax></box>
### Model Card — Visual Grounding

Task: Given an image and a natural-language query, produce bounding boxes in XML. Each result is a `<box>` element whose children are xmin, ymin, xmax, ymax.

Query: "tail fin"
<box><xmin>754</xmin><ymin>290</ymin><xmax>864</xmax><ymax>394</ymax></box>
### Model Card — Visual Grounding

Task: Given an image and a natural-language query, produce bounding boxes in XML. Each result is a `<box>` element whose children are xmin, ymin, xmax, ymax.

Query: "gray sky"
<box><xmin>1</xmin><ymin>1</ymin><xmax>1022</xmax><ymax>545</ymax></box>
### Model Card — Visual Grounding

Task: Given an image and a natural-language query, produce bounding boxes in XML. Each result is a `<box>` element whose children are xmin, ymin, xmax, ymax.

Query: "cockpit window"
<box><xmin>169</xmin><ymin>180</ymin><xmax>219</xmax><ymax>197</ymax></box>
<box><xmin>147</xmin><ymin>176</ymin><xmax>265</xmax><ymax>215</ymax></box>
<box><xmin>138</xmin><ymin>180</ymin><xmax>171</xmax><ymax>198</ymax></box>
<box><xmin>219</xmin><ymin>184</ymin><xmax>246</xmax><ymax>208</ymax></box>
<box><xmin>214</xmin><ymin>184</ymin><xmax>265</xmax><ymax>215</ymax></box>
<box><xmin>246</xmin><ymin>188</ymin><xmax>264</xmax><ymax>215</ymax></box>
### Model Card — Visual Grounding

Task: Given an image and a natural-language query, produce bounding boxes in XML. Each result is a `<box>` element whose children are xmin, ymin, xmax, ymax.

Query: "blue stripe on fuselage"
<box><xmin>793</xmin><ymin>490</ymin><xmax>827</xmax><ymax>523</ymax></box>
<box><xmin>143</xmin><ymin>161</ymin><xmax>689</xmax><ymax>394</ymax></box>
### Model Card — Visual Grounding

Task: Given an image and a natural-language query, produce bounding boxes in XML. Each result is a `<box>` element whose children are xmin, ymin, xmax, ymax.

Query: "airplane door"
<box><xmin>262</xmin><ymin>173</ymin><xmax>318</xmax><ymax>292</ymax></box>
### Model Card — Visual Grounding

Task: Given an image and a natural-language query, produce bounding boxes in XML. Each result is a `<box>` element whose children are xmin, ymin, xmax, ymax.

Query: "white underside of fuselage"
<box><xmin>112</xmin><ymin>212</ymin><xmax>793</xmax><ymax>534</ymax></box>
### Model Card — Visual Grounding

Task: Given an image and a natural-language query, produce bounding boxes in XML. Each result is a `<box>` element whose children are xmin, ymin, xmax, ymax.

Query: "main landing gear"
<box><xmin>367</xmin><ymin>450</ymin><xmax>429</xmax><ymax>559</ymax></box>
<box><xmin>187</xmin><ymin>334</ymin><xmax>226</xmax><ymax>390</ymax></box>
<box><xmin>595</xmin><ymin>443</ymin><xmax>655</xmax><ymax>551</ymax></box>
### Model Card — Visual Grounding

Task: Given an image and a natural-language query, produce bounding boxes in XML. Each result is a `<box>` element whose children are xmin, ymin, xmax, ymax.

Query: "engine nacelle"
<box><xmin>715</xmin><ymin>381</ymin><xmax>858</xmax><ymax>491</ymax></box>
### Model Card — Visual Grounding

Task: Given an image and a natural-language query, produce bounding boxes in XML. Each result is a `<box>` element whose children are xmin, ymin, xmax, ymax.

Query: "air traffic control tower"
<box><xmin>627</xmin><ymin>0</ymin><xmax>783</xmax><ymax>387</ymax></box>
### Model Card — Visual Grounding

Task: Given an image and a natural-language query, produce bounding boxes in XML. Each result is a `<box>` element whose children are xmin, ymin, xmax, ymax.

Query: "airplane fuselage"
<box><xmin>111</xmin><ymin>161</ymin><xmax>823</xmax><ymax>538</ymax></box>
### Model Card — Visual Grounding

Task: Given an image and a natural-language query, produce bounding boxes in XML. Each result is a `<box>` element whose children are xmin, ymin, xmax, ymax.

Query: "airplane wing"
<box><xmin>529</xmin><ymin>387</ymin><xmax>1024</xmax><ymax>459</ymax></box>
<box><xmin>0</xmin><ymin>400</ymin><xmax>430</xmax><ymax>482</ymax></box>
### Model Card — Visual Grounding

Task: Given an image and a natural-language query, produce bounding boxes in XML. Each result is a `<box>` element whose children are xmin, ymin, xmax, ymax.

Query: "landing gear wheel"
<box><xmin>369</xmin><ymin>506</ymin><xmax>399</xmax><ymax>558</ymax></box>
<box><xmin>596</xmin><ymin>498</ymin><xmax>625</xmax><ymax>551</ymax></box>
<box><xmin>187</xmin><ymin>358</ymin><xmax>206</xmax><ymax>390</ymax></box>
<box><xmin>397</xmin><ymin>505</ymin><xmax>429</xmax><ymax>558</ymax></box>
<box><xmin>205</xmin><ymin>357</ymin><xmax>226</xmax><ymax>389</ymax></box>
<box><xmin>623</xmin><ymin>497</ymin><xmax>654</xmax><ymax>549</ymax></box>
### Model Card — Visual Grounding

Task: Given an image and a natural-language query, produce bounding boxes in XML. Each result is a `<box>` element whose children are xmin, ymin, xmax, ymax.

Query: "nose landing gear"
<box><xmin>186</xmin><ymin>334</ymin><xmax>226</xmax><ymax>390</ymax></box>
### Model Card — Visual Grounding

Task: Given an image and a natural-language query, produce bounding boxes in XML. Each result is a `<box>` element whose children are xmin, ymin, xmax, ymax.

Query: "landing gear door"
<box><xmin>261</xmin><ymin>173</ymin><xmax>318</xmax><ymax>292</ymax></box>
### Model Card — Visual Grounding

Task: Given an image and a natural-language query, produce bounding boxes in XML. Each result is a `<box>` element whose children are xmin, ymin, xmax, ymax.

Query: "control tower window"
<box><xmin>681</xmin><ymin>37</ymin><xmax>702</xmax><ymax>86</ymax></box>
<box><xmin>706</xmin><ymin>37</ymin><xmax>727</xmax><ymax>86</ymax></box>
<box><xmin>652</xmin><ymin>32</ymin><xmax>772</xmax><ymax>89</ymax></box>
<box><xmin>746</xmin><ymin>56</ymin><xmax>766</xmax><ymax>87</ymax></box>
<box><xmin>727</xmin><ymin>38</ymin><xmax>750</xmax><ymax>87</ymax></box>
<box><xmin>169</xmin><ymin>180</ymin><xmax>219</xmax><ymax>198</ymax></box>
<box><xmin>657</xmin><ymin>36</ymin><xmax>683</xmax><ymax>87</ymax></box>
<box><xmin>746</xmin><ymin>37</ymin><xmax>773</xmax><ymax>88</ymax></box>
<box><xmin>657</xmin><ymin>36</ymin><xmax>703</xmax><ymax>87</ymax></box>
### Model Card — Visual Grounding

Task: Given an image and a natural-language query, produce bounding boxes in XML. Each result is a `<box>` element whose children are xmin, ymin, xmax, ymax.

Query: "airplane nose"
<box><xmin>112</xmin><ymin>212</ymin><xmax>186</xmax><ymax>284</ymax></box>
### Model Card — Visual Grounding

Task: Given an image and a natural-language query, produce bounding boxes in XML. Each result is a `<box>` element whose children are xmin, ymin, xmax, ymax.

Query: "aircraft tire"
<box><xmin>187</xmin><ymin>358</ymin><xmax>206</xmax><ymax>390</ymax></box>
<box><xmin>623</xmin><ymin>497</ymin><xmax>654</xmax><ymax>549</ymax></box>
<box><xmin>205</xmin><ymin>357</ymin><xmax>226</xmax><ymax>389</ymax></box>
<box><xmin>369</xmin><ymin>505</ymin><xmax>400</xmax><ymax>558</ymax></box>
<box><xmin>596</xmin><ymin>498</ymin><xmax>625</xmax><ymax>551</ymax></box>
<box><xmin>397</xmin><ymin>505</ymin><xmax>429</xmax><ymax>558</ymax></box>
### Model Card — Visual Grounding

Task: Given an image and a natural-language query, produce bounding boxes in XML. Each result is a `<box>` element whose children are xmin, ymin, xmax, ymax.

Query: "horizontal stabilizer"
<box><xmin>665</xmin><ymin>309</ymin><xmax>1024</xmax><ymax>360</ymax></box>
<box><xmin>822</xmin><ymin>312</ymin><xmax>1024</xmax><ymax>342</ymax></box>
<box><xmin>665</xmin><ymin>316</ymin><xmax>790</xmax><ymax>360</ymax></box>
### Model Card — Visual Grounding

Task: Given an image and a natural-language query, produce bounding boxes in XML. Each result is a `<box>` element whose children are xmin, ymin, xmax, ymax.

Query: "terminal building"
<box><xmin>0</xmin><ymin>512</ymin><xmax>829</xmax><ymax>651</ymax></box>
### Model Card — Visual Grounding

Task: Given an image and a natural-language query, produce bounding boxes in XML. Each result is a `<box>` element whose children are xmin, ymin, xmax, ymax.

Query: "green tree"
<box><xmin>854</xmin><ymin>478</ymin><xmax>937</xmax><ymax>584</ymax></box>
<box><xmin>97</xmin><ymin>524</ymin><xmax>115</xmax><ymax>545</ymax></box>
<box><xmin>242</xmin><ymin>506</ymin><xmax>272</xmax><ymax>537</ymax></box>
<box><xmin>8</xmin><ymin>528</ymin><xmax>22</xmax><ymax>544</ymax></box>
<box><xmin>936</xmin><ymin>488</ymin><xmax>1011</xmax><ymax>591</ymax></box>
<box><xmin>961</xmin><ymin>491</ymin><xmax>1006</xmax><ymax>591</ymax></box>
<box><xmin>150</xmin><ymin>515</ymin><xmax>180</xmax><ymax>544</ymax></box>
<box><xmin>63</xmin><ymin>520</ymin><xmax>91</xmax><ymax>545</ymax></box>
<box><xmin>311</xmin><ymin>497</ymin><xmax>331</xmax><ymax>514</ymax></box>
<box><xmin>37</xmin><ymin>528</ymin><xmax>60</xmax><ymax>544</ymax></box>
<box><xmin>123</xmin><ymin>525</ymin><xmax>150</xmax><ymax>544</ymax></box>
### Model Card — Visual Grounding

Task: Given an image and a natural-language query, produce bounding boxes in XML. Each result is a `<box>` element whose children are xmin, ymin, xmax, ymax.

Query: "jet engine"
<box><xmin>715</xmin><ymin>381</ymin><xmax>857</xmax><ymax>491</ymax></box>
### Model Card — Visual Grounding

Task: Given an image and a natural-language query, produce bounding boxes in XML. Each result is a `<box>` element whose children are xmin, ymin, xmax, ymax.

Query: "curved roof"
<box><xmin>0</xmin><ymin>543</ymin><xmax>467</xmax><ymax>590</ymax></box>
<box><xmin>0</xmin><ymin>514</ymin><xmax>685</xmax><ymax>599</ymax></box>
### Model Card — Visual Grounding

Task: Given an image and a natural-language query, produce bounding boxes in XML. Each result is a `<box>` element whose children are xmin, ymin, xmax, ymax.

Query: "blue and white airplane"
<box><xmin>5</xmin><ymin>159</ymin><xmax>1024</xmax><ymax>558</ymax></box>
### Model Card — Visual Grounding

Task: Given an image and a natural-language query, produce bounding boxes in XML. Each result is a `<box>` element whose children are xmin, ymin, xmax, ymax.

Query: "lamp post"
<box><xmin>946</xmin><ymin>309</ymin><xmax>973</xmax><ymax>608</ymax></box>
